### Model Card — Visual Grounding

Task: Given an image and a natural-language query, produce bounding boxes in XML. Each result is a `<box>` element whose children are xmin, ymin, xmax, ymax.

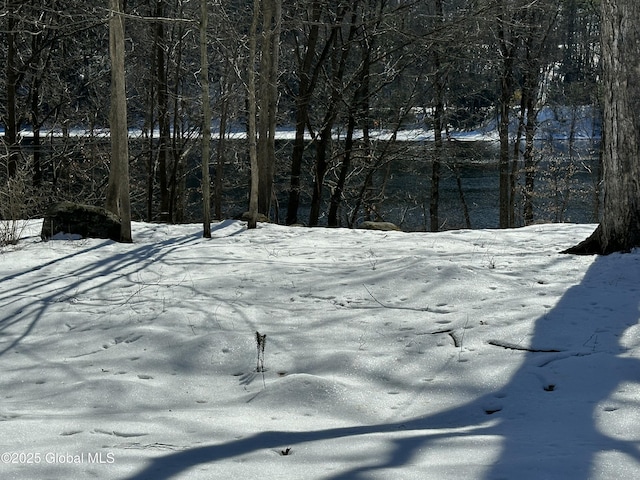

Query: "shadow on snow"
<box><xmin>0</xmin><ymin>220</ymin><xmax>241</xmax><ymax>357</ymax></box>
<box><xmin>124</xmin><ymin>250</ymin><xmax>640</xmax><ymax>479</ymax></box>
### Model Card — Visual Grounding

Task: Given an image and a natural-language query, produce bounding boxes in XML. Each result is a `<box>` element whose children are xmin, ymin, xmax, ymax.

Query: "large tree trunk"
<box><xmin>105</xmin><ymin>0</ymin><xmax>132</xmax><ymax>243</ymax></box>
<box><xmin>256</xmin><ymin>0</ymin><xmax>281</xmax><ymax>218</ymax></box>
<box><xmin>246</xmin><ymin>0</ymin><xmax>261</xmax><ymax>229</ymax></box>
<box><xmin>564</xmin><ymin>0</ymin><xmax>640</xmax><ymax>254</ymax></box>
<box><xmin>245</xmin><ymin>0</ymin><xmax>281</xmax><ymax>223</ymax></box>
<box><xmin>200</xmin><ymin>0</ymin><xmax>212</xmax><ymax>238</ymax></box>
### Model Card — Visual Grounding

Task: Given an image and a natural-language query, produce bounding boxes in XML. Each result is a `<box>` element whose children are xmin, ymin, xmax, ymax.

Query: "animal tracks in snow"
<box><xmin>57</xmin><ymin>428</ymin><xmax>151</xmax><ymax>439</ymax></box>
<box><xmin>102</xmin><ymin>333</ymin><xmax>144</xmax><ymax>350</ymax></box>
<box><xmin>93</xmin><ymin>429</ymin><xmax>149</xmax><ymax>438</ymax></box>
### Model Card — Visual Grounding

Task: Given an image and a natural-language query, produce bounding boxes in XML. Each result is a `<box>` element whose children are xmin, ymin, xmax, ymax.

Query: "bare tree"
<box><xmin>256</xmin><ymin>0</ymin><xmax>282</xmax><ymax>218</ymax></box>
<box><xmin>154</xmin><ymin>0</ymin><xmax>171</xmax><ymax>221</ymax></box>
<box><xmin>564</xmin><ymin>0</ymin><xmax>640</xmax><ymax>254</ymax></box>
<box><xmin>4</xmin><ymin>1</ymin><xmax>20</xmax><ymax>179</ymax></box>
<box><xmin>429</xmin><ymin>0</ymin><xmax>445</xmax><ymax>232</ymax></box>
<box><xmin>496</xmin><ymin>0</ymin><xmax>519</xmax><ymax>228</ymax></box>
<box><xmin>0</xmin><ymin>0</ymin><xmax>606</xmax><ymax>231</ymax></box>
<box><xmin>246</xmin><ymin>0</ymin><xmax>282</xmax><ymax>227</ymax></box>
<box><xmin>200</xmin><ymin>0</ymin><xmax>211</xmax><ymax>237</ymax></box>
<box><xmin>285</xmin><ymin>1</ymin><xmax>337</xmax><ymax>225</ymax></box>
<box><xmin>246</xmin><ymin>0</ymin><xmax>261</xmax><ymax>229</ymax></box>
<box><xmin>516</xmin><ymin>1</ymin><xmax>560</xmax><ymax>225</ymax></box>
<box><xmin>105</xmin><ymin>0</ymin><xmax>132</xmax><ymax>242</ymax></box>
<box><xmin>308</xmin><ymin>4</ymin><xmax>359</xmax><ymax>227</ymax></box>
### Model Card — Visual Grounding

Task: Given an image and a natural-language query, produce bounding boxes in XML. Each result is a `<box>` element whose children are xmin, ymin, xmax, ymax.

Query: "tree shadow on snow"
<box><xmin>0</xmin><ymin>226</ymin><xmax>207</xmax><ymax>357</ymax></box>
<box><xmin>126</xmin><ymin>251</ymin><xmax>640</xmax><ymax>480</ymax></box>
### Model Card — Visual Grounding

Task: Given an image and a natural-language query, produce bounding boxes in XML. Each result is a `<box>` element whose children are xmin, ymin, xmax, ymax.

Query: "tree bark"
<box><xmin>308</xmin><ymin>7</ymin><xmax>358</xmax><ymax>226</ymax></box>
<box><xmin>200</xmin><ymin>0</ymin><xmax>212</xmax><ymax>238</ymax></box>
<box><xmin>5</xmin><ymin>3</ymin><xmax>19</xmax><ymax>179</ymax></box>
<box><xmin>522</xmin><ymin>87</ymin><xmax>536</xmax><ymax>225</ymax></box>
<box><xmin>430</xmin><ymin>0</ymin><xmax>445</xmax><ymax>232</ymax></box>
<box><xmin>154</xmin><ymin>0</ymin><xmax>171</xmax><ymax>222</ymax></box>
<box><xmin>246</xmin><ymin>0</ymin><xmax>261</xmax><ymax>229</ymax></box>
<box><xmin>564</xmin><ymin>0</ymin><xmax>640</xmax><ymax>254</ymax></box>
<box><xmin>286</xmin><ymin>2</ymin><xmax>328</xmax><ymax>225</ymax></box>
<box><xmin>308</xmin><ymin>118</ymin><xmax>335</xmax><ymax>226</ymax></box>
<box><xmin>215</xmin><ymin>58</ymin><xmax>231</xmax><ymax>220</ymax></box>
<box><xmin>497</xmin><ymin>3</ymin><xmax>516</xmax><ymax>228</ymax></box>
<box><xmin>256</xmin><ymin>0</ymin><xmax>282</xmax><ymax>218</ymax></box>
<box><xmin>105</xmin><ymin>0</ymin><xmax>132</xmax><ymax>242</ymax></box>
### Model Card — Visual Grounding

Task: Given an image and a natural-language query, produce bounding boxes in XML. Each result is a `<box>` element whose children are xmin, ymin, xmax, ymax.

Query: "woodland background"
<box><xmin>0</xmin><ymin>0</ymin><xmax>601</xmax><ymax>231</ymax></box>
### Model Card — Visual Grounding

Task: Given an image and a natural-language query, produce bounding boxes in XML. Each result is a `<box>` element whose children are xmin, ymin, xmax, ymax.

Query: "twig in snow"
<box><xmin>255</xmin><ymin>331</ymin><xmax>267</xmax><ymax>389</ymax></box>
<box><xmin>458</xmin><ymin>316</ymin><xmax>469</xmax><ymax>361</ymax></box>
<box><xmin>487</xmin><ymin>339</ymin><xmax>560</xmax><ymax>353</ymax></box>
<box><xmin>362</xmin><ymin>284</ymin><xmax>430</xmax><ymax>312</ymax></box>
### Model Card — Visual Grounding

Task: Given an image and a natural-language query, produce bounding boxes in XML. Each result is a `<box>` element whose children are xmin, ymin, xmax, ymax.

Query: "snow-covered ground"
<box><xmin>1</xmin><ymin>220</ymin><xmax>639</xmax><ymax>479</ymax></box>
<box><xmin>8</xmin><ymin>104</ymin><xmax>599</xmax><ymax>144</ymax></box>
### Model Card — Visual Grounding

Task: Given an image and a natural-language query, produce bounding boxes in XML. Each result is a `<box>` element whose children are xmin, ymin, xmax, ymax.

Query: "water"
<box><xmin>11</xmin><ymin>134</ymin><xmax>601</xmax><ymax>230</ymax></box>
<box><xmin>273</xmin><ymin>139</ymin><xmax>601</xmax><ymax>231</ymax></box>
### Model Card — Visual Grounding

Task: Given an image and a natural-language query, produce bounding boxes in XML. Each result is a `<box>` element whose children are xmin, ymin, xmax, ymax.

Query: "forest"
<box><xmin>0</xmin><ymin>0</ymin><xmax>601</xmax><ymax>233</ymax></box>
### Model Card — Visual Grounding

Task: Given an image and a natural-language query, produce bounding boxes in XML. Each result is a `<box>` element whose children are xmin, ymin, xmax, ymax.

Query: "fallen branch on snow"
<box><xmin>487</xmin><ymin>339</ymin><xmax>561</xmax><ymax>353</ymax></box>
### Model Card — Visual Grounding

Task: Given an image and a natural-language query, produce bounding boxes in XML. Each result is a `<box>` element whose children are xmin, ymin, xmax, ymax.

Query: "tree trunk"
<box><xmin>170</xmin><ymin>19</ymin><xmax>188</xmax><ymax>223</ymax></box>
<box><xmin>286</xmin><ymin>2</ymin><xmax>323</xmax><ymax>226</ymax></box>
<box><xmin>215</xmin><ymin>58</ymin><xmax>231</xmax><ymax>220</ymax></box>
<box><xmin>308</xmin><ymin>124</ymin><xmax>332</xmax><ymax>226</ymax></box>
<box><xmin>308</xmin><ymin>7</ymin><xmax>357</xmax><ymax>226</ymax></box>
<box><xmin>105</xmin><ymin>0</ymin><xmax>132</xmax><ymax>242</ymax></box>
<box><xmin>522</xmin><ymin>86</ymin><xmax>537</xmax><ymax>225</ymax></box>
<box><xmin>256</xmin><ymin>0</ymin><xmax>282</xmax><ymax>218</ymax></box>
<box><xmin>200</xmin><ymin>0</ymin><xmax>212</xmax><ymax>238</ymax></box>
<box><xmin>498</xmin><ymin>102</ymin><xmax>513</xmax><ymax>229</ymax></box>
<box><xmin>5</xmin><ymin>4</ymin><xmax>19</xmax><ymax>179</ymax></box>
<box><xmin>564</xmin><ymin>0</ymin><xmax>640</xmax><ymax>254</ymax></box>
<box><xmin>328</xmin><ymin>112</ymin><xmax>356</xmax><ymax>227</ymax></box>
<box><xmin>430</xmin><ymin>111</ymin><xmax>443</xmax><ymax>232</ymax></box>
<box><xmin>144</xmin><ymin>29</ymin><xmax>157</xmax><ymax>223</ymax></box>
<box><xmin>430</xmin><ymin>0</ymin><xmax>445</xmax><ymax>232</ymax></box>
<box><xmin>246</xmin><ymin>0</ymin><xmax>261</xmax><ymax>229</ymax></box>
<box><xmin>153</xmin><ymin>0</ymin><xmax>171</xmax><ymax>222</ymax></box>
<box><xmin>497</xmin><ymin>19</ymin><xmax>515</xmax><ymax>228</ymax></box>
<box><xmin>31</xmin><ymin>71</ymin><xmax>42</xmax><ymax>187</ymax></box>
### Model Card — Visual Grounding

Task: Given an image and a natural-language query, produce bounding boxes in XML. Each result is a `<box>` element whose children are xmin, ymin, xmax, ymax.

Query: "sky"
<box><xmin>1</xmin><ymin>219</ymin><xmax>639</xmax><ymax>479</ymax></box>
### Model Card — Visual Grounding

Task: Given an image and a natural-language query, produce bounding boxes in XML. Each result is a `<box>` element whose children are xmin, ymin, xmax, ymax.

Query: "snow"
<box><xmin>1</xmin><ymin>219</ymin><xmax>639</xmax><ymax>479</ymax></box>
<box><xmin>10</xmin><ymin>104</ymin><xmax>599</xmax><ymax>145</ymax></box>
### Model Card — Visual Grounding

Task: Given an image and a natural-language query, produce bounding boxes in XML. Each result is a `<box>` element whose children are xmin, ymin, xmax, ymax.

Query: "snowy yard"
<box><xmin>1</xmin><ymin>220</ymin><xmax>639</xmax><ymax>479</ymax></box>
